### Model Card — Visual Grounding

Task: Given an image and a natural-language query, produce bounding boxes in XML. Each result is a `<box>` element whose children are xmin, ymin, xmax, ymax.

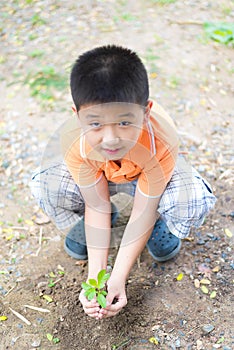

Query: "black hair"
<box><xmin>70</xmin><ymin>45</ymin><xmax>149</xmax><ymax>110</ymax></box>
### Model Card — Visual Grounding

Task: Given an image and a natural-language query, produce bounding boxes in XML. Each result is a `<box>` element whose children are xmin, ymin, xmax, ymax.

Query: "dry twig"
<box><xmin>9</xmin><ymin>307</ymin><xmax>31</xmax><ymax>325</ymax></box>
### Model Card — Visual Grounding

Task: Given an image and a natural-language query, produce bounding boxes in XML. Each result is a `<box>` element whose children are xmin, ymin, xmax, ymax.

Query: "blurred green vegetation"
<box><xmin>203</xmin><ymin>22</ymin><xmax>234</xmax><ymax>46</ymax></box>
<box><xmin>24</xmin><ymin>66</ymin><xmax>67</xmax><ymax>105</ymax></box>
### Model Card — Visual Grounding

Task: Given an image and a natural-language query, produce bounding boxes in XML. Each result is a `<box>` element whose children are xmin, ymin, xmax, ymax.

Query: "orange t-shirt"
<box><xmin>61</xmin><ymin>102</ymin><xmax>179</xmax><ymax>198</ymax></box>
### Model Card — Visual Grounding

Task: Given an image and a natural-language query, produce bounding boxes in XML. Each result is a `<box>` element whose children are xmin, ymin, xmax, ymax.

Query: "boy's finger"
<box><xmin>83</xmin><ymin>301</ymin><xmax>99</xmax><ymax>309</ymax></box>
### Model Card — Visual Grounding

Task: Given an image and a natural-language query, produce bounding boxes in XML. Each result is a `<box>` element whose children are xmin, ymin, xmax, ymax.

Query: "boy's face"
<box><xmin>77</xmin><ymin>102</ymin><xmax>148</xmax><ymax>160</ymax></box>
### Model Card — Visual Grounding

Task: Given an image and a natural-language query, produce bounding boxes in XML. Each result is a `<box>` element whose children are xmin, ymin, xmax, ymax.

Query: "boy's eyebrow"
<box><xmin>85</xmin><ymin>114</ymin><xmax>102</xmax><ymax>119</ymax></box>
<box><xmin>117</xmin><ymin>112</ymin><xmax>136</xmax><ymax>118</ymax></box>
<box><xmin>85</xmin><ymin>112</ymin><xmax>136</xmax><ymax>119</ymax></box>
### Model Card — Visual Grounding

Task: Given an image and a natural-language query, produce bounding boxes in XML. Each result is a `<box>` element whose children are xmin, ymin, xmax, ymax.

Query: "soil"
<box><xmin>0</xmin><ymin>0</ymin><xmax>233</xmax><ymax>349</ymax></box>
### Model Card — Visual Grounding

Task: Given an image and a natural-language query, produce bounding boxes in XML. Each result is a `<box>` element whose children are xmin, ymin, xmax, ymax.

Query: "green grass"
<box><xmin>142</xmin><ymin>48</ymin><xmax>160</xmax><ymax>73</ymax></box>
<box><xmin>28</xmin><ymin>49</ymin><xmax>44</xmax><ymax>58</ymax></box>
<box><xmin>203</xmin><ymin>22</ymin><xmax>234</xmax><ymax>46</ymax></box>
<box><xmin>31</xmin><ymin>14</ymin><xmax>46</xmax><ymax>26</ymax></box>
<box><xmin>24</xmin><ymin>66</ymin><xmax>67</xmax><ymax>103</ymax></box>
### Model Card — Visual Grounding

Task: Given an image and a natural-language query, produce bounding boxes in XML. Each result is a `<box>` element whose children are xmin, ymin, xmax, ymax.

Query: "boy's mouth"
<box><xmin>102</xmin><ymin>148</ymin><xmax>121</xmax><ymax>155</ymax></box>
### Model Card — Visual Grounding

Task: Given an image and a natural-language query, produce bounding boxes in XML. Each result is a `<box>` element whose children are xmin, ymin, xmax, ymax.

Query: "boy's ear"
<box><xmin>146</xmin><ymin>100</ymin><xmax>153</xmax><ymax>113</ymax></box>
<box><xmin>144</xmin><ymin>100</ymin><xmax>153</xmax><ymax>122</ymax></box>
<box><xmin>72</xmin><ymin>105</ymin><xmax>78</xmax><ymax>114</ymax></box>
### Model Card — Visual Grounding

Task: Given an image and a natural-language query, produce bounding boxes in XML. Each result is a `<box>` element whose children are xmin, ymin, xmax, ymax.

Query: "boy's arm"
<box><xmin>99</xmin><ymin>186</ymin><xmax>161</xmax><ymax>319</ymax></box>
<box><xmin>78</xmin><ymin>175</ymin><xmax>112</xmax><ymax>318</ymax></box>
<box><xmin>80</xmin><ymin>175</ymin><xmax>111</xmax><ymax>278</ymax></box>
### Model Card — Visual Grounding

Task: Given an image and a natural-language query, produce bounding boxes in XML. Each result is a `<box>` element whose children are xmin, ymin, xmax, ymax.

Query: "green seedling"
<box><xmin>46</xmin><ymin>333</ymin><xmax>60</xmax><ymax>344</ymax></box>
<box><xmin>81</xmin><ymin>269</ymin><xmax>110</xmax><ymax>308</ymax></box>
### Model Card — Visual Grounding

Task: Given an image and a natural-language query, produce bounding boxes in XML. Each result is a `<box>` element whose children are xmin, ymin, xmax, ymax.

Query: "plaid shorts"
<box><xmin>29</xmin><ymin>157</ymin><xmax>216</xmax><ymax>238</ymax></box>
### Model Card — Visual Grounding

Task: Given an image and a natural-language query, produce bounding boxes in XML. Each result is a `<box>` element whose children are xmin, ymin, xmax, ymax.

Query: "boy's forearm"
<box><xmin>85</xmin><ymin>205</ymin><xmax>111</xmax><ymax>279</ymax></box>
<box><xmin>111</xmin><ymin>209</ymin><xmax>159</xmax><ymax>284</ymax></box>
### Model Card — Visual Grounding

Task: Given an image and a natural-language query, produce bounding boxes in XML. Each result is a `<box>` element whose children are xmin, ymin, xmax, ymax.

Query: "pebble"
<box><xmin>175</xmin><ymin>338</ymin><xmax>181</xmax><ymax>347</ymax></box>
<box><xmin>221</xmin><ymin>253</ymin><xmax>227</xmax><ymax>259</ymax></box>
<box><xmin>36</xmin><ymin>317</ymin><xmax>44</xmax><ymax>324</ymax></box>
<box><xmin>197</xmin><ymin>239</ymin><xmax>205</xmax><ymax>245</ymax></box>
<box><xmin>31</xmin><ymin>339</ymin><xmax>41</xmax><ymax>348</ymax></box>
<box><xmin>202</xmin><ymin>324</ymin><xmax>215</xmax><ymax>334</ymax></box>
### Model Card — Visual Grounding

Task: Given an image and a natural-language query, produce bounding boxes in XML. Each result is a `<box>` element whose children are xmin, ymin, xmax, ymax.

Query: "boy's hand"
<box><xmin>97</xmin><ymin>277</ymin><xmax>127</xmax><ymax>319</ymax></box>
<box><xmin>79</xmin><ymin>289</ymin><xmax>101</xmax><ymax>319</ymax></box>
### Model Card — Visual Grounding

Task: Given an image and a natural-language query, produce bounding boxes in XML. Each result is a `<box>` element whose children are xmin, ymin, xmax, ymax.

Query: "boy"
<box><xmin>30</xmin><ymin>45</ymin><xmax>216</xmax><ymax>320</ymax></box>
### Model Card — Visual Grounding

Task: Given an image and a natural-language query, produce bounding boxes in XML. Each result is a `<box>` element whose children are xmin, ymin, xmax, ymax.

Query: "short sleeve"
<box><xmin>137</xmin><ymin>140</ymin><xmax>178</xmax><ymax>198</ymax></box>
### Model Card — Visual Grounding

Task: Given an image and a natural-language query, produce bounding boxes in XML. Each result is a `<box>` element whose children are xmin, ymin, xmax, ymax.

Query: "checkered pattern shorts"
<box><xmin>29</xmin><ymin>157</ymin><xmax>216</xmax><ymax>238</ymax></box>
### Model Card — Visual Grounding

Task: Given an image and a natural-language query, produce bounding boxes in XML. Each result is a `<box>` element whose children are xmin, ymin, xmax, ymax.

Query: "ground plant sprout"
<box><xmin>81</xmin><ymin>269</ymin><xmax>110</xmax><ymax>308</ymax></box>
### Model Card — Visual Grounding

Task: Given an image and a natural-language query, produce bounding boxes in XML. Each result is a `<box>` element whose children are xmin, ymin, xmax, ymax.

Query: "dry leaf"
<box><xmin>194</xmin><ymin>279</ymin><xmax>200</xmax><ymax>288</ymax></box>
<box><xmin>176</xmin><ymin>273</ymin><xmax>184</xmax><ymax>281</ymax></box>
<box><xmin>149</xmin><ymin>337</ymin><xmax>159</xmax><ymax>345</ymax></box>
<box><xmin>25</xmin><ymin>219</ymin><xmax>34</xmax><ymax>226</ymax></box>
<box><xmin>34</xmin><ymin>212</ymin><xmax>50</xmax><ymax>225</ymax></box>
<box><xmin>212</xmin><ymin>266</ymin><xmax>220</xmax><ymax>273</ymax></box>
<box><xmin>210</xmin><ymin>291</ymin><xmax>217</xmax><ymax>299</ymax></box>
<box><xmin>198</xmin><ymin>264</ymin><xmax>212</xmax><ymax>279</ymax></box>
<box><xmin>0</xmin><ymin>316</ymin><xmax>8</xmax><ymax>321</ymax></box>
<box><xmin>224</xmin><ymin>228</ymin><xmax>233</xmax><ymax>238</ymax></box>
<box><xmin>200</xmin><ymin>285</ymin><xmax>209</xmax><ymax>294</ymax></box>
<box><xmin>200</xmin><ymin>279</ymin><xmax>211</xmax><ymax>285</ymax></box>
<box><xmin>43</xmin><ymin>295</ymin><xmax>53</xmax><ymax>303</ymax></box>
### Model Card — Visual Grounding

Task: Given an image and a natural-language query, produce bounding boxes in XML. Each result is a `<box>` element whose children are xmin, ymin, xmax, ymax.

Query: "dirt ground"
<box><xmin>0</xmin><ymin>0</ymin><xmax>233</xmax><ymax>349</ymax></box>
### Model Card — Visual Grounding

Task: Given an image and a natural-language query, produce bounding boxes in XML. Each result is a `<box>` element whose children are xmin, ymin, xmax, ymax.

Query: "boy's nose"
<box><xmin>102</xmin><ymin>125</ymin><xmax>119</xmax><ymax>145</ymax></box>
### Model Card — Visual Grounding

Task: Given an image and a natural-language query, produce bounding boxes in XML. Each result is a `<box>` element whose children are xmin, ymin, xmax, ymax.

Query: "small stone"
<box><xmin>31</xmin><ymin>339</ymin><xmax>41</xmax><ymax>348</ymax></box>
<box><xmin>197</xmin><ymin>239</ymin><xmax>205</xmax><ymax>245</ymax></box>
<box><xmin>196</xmin><ymin>339</ymin><xmax>203</xmax><ymax>350</ymax></box>
<box><xmin>175</xmin><ymin>338</ymin><xmax>181</xmax><ymax>347</ymax></box>
<box><xmin>202</xmin><ymin>324</ymin><xmax>215</xmax><ymax>334</ymax></box>
<box><xmin>36</xmin><ymin>317</ymin><xmax>44</xmax><ymax>324</ymax></box>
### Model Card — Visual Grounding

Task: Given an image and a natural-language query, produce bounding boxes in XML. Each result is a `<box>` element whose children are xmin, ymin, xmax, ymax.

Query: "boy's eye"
<box><xmin>118</xmin><ymin>121</ymin><xmax>131</xmax><ymax>127</ymax></box>
<box><xmin>90</xmin><ymin>122</ymin><xmax>102</xmax><ymax>128</ymax></box>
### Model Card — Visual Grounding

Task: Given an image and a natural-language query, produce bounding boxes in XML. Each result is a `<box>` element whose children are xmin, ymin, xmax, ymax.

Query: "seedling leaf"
<box><xmin>97</xmin><ymin>293</ymin><xmax>107</xmax><ymax>308</ymax></box>
<box><xmin>81</xmin><ymin>282</ymin><xmax>92</xmax><ymax>290</ymax></box>
<box><xmin>46</xmin><ymin>333</ymin><xmax>53</xmax><ymax>342</ymax></box>
<box><xmin>84</xmin><ymin>288</ymin><xmax>94</xmax><ymax>298</ymax></box>
<box><xmin>97</xmin><ymin>269</ymin><xmax>110</xmax><ymax>288</ymax></box>
<box><xmin>87</xmin><ymin>289</ymin><xmax>96</xmax><ymax>301</ymax></box>
<box><xmin>53</xmin><ymin>337</ymin><xmax>60</xmax><ymax>344</ymax></box>
<box><xmin>87</xmin><ymin>278</ymin><xmax>98</xmax><ymax>287</ymax></box>
<box><xmin>81</xmin><ymin>269</ymin><xmax>110</xmax><ymax>307</ymax></box>
<box><xmin>100</xmin><ymin>290</ymin><xmax>107</xmax><ymax>296</ymax></box>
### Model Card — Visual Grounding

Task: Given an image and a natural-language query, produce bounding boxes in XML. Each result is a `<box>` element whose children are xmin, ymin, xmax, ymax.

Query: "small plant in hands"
<box><xmin>81</xmin><ymin>269</ymin><xmax>110</xmax><ymax>308</ymax></box>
